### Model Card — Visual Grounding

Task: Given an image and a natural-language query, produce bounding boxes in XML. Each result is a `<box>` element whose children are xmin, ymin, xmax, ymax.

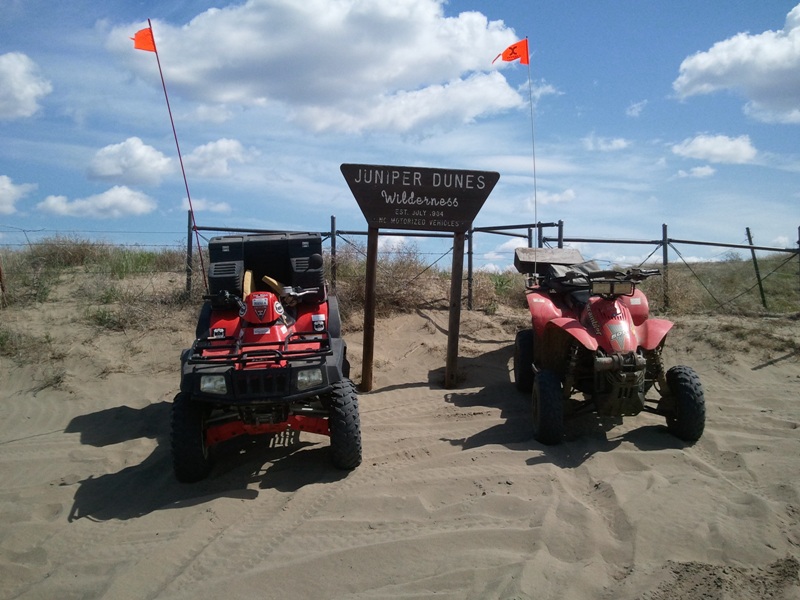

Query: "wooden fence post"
<box><xmin>746</xmin><ymin>227</ymin><xmax>767</xmax><ymax>309</ymax></box>
<box><xmin>662</xmin><ymin>224</ymin><xmax>669</xmax><ymax>311</ymax></box>
<box><xmin>0</xmin><ymin>253</ymin><xmax>7</xmax><ymax>308</ymax></box>
<box><xmin>330</xmin><ymin>215</ymin><xmax>337</xmax><ymax>293</ymax></box>
<box><xmin>467</xmin><ymin>229</ymin><xmax>473</xmax><ymax>311</ymax></box>
<box><xmin>359</xmin><ymin>227</ymin><xmax>379</xmax><ymax>392</ymax></box>
<box><xmin>185</xmin><ymin>210</ymin><xmax>193</xmax><ymax>296</ymax></box>
<box><xmin>445</xmin><ymin>231</ymin><xmax>466</xmax><ymax>389</ymax></box>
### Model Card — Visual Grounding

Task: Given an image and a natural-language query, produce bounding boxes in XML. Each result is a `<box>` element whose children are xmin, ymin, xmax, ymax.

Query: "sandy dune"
<box><xmin>1</xmin><ymin>284</ymin><xmax>799</xmax><ymax>599</ymax></box>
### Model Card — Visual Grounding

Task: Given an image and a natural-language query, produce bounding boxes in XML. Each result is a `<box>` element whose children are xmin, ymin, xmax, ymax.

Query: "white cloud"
<box><xmin>0</xmin><ymin>175</ymin><xmax>36</xmax><ymax>215</ymax></box>
<box><xmin>193</xmin><ymin>104</ymin><xmax>234</xmax><ymax>123</ymax></box>
<box><xmin>626</xmin><ymin>100</ymin><xmax>648</xmax><ymax>118</ymax></box>
<box><xmin>671</xmin><ymin>134</ymin><xmax>757</xmax><ymax>164</ymax></box>
<box><xmin>476</xmin><ymin>262</ymin><xmax>503</xmax><ymax>273</ymax></box>
<box><xmin>0</xmin><ymin>52</ymin><xmax>52</xmax><ymax>120</ymax></box>
<box><xmin>673</xmin><ymin>4</ymin><xmax>800</xmax><ymax>123</ymax></box>
<box><xmin>181</xmin><ymin>198</ymin><xmax>232</xmax><ymax>214</ymax></box>
<box><xmin>582</xmin><ymin>133</ymin><xmax>630</xmax><ymax>152</ymax></box>
<box><xmin>300</xmin><ymin>71</ymin><xmax>520</xmax><ymax>133</ymax></box>
<box><xmin>537</xmin><ymin>188</ymin><xmax>576</xmax><ymax>205</ymax></box>
<box><xmin>531</xmin><ymin>80</ymin><xmax>561</xmax><ymax>104</ymax></box>
<box><xmin>677</xmin><ymin>165</ymin><xmax>716</xmax><ymax>178</ymax></box>
<box><xmin>378</xmin><ymin>235</ymin><xmax>410</xmax><ymax>252</ymax></box>
<box><xmin>37</xmin><ymin>186</ymin><xmax>156</xmax><ymax>218</ymax></box>
<box><xmin>184</xmin><ymin>138</ymin><xmax>249</xmax><ymax>177</ymax></box>
<box><xmin>111</xmin><ymin>0</ymin><xmax>525</xmax><ymax>133</ymax></box>
<box><xmin>772</xmin><ymin>235</ymin><xmax>791</xmax><ymax>247</ymax></box>
<box><xmin>87</xmin><ymin>137</ymin><xmax>173</xmax><ymax>185</ymax></box>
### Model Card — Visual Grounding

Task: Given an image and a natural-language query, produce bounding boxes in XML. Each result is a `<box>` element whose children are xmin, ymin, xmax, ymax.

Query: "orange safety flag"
<box><xmin>131</xmin><ymin>27</ymin><xmax>156</xmax><ymax>52</ymax></box>
<box><xmin>492</xmin><ymin>38</ymin><xmax>529</xmax><ymax>65</ymax></box>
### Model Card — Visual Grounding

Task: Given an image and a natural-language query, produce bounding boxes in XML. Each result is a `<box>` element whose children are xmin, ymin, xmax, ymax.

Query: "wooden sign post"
<box><xmin>341</xmin><ymin>164</ymin><xmax>499</xmax><ymax>391</ymax></box>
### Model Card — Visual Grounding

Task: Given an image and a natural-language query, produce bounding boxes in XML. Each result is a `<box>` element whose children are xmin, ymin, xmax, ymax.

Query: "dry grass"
<box><xmin>636</xmin><ymin>253</ymin><xmax>799</xmax><ymax>315</ymax></box>
<box><xmin>1</xmin><ymin>238</ymin><xmax>798</xmax><ymax>352</ymax></box>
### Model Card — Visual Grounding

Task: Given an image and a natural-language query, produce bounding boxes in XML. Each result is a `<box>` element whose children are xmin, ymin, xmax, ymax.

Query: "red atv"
<box><xmin>512</xmin><ymin>247</ymin><xmax>705</xmax><ymax>445</ymax></box>
<box><xmin>173</xmin><ymin>232</ymin><xmax>361</xmax><ymax>482</ymax></box>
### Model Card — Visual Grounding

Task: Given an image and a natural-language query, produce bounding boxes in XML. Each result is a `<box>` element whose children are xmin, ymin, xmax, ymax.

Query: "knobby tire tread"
<box><xmin>328</xmin><ymin>378</ymin><xmax>362</xmax><ymax>470</ymax></box>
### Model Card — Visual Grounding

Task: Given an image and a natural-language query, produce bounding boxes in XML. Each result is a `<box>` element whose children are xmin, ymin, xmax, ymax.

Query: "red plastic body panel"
<box><xmin>618</xmin><ymin>288</ymin><xmax>650</xmax><ymax>326</ymax></box>
<box><xmin>293</xmin><ymin>301</ymin><xmax>329</xmax><ymax>333</ymax></box>
<box><xmin>527</xmin><ymin>286</ymin><xmax>667</xmax><ymax>354</ymax></box>
<box><xmin>546</xmin><ymin>317</ymin><xmax>599</xmax><ymax>351</ymax></box>
<box><xmin>241</xmin><ymin>322</ymin><xmax>290</xmax><ymax>345</ymax></box>
<box><xmin>526</xmin><ymin>290</ymin><xmax>565</xmax><ymax>338</ymax></box>
<box><xmin>634</xmin><ymin>318</ymin><xmax>673</xmax><ymax>350</ymax></box>
<box><xmin>209</xmin><ymin>310</ymin><xmax>240</xmax><ymax>337</ymax></box>
<box><xmin>242</xmin><ymin>291</ymin><xmax>283</xmax><ymax>324</ymax></box>
<box><xmin>581</xmin><ymin>297</ymin><xmax>638</xmax><ymax>353</ymax></box>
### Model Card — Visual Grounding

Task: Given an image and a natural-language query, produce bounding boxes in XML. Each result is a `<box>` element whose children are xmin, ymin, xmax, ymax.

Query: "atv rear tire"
<box><xmin>664</xmin><ymin>365</ymin><xmax>705</xmax><ymax>442</ymax></box>
<box><xmin>532</xmin><ymin>369</ymin><xmax>564</xmax><ymax>445</ymax></box>
<box><xmin>327</xmin><ymin>378</ymin><xmax>362</xmax><ymax>470</ymax></box>
<box><xmin>514</xmin><ymin>329</ymin><xmax>534</xmax><ymax>393</ymax></box>
<box><xmin>171</xmin><ymin>392</ymin><xmax>214</xmax><ymax>483</ymax></box>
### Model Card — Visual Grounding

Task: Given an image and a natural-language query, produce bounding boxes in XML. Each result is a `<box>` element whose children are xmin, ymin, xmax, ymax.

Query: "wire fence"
<box><xmin>2</xmin><ymin>218</ymin><xmax>798</xmax><ymax>314</ymax></box>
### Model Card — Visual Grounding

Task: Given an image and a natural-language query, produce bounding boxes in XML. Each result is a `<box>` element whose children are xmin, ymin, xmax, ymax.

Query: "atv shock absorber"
<box><xmin>562</xmin><ymin>343</ymin><xmax>579</xmax><ymax>401</ymax></box>
<box><xmin>646</xmin><ymin>346</ymin><xmax>667</xmax><ymax>396</ymax></box>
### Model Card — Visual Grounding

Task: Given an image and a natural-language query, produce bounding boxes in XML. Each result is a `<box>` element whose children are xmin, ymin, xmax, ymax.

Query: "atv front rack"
<box><xmin>188</xmin><ymin>330</ymin><xmax>333</xmax><ymax>367</ymax></box>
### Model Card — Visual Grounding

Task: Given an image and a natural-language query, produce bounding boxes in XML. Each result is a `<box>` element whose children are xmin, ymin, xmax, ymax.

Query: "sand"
<box><xmin>1</xmin><ymin>280</ymin><xmax>799</xmax><ymax>599</ymax></box>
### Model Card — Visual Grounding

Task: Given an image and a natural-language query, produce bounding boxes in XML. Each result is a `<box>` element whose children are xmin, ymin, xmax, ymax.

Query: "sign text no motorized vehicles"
<box><xmin>341</xmin><ymin>164</ymin><xmax>499</xmax><ymax>233</ymax></box>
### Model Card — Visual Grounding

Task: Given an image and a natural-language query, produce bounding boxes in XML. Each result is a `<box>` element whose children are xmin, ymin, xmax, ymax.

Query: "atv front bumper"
<box><xmin>180</xmin><ymin>338</ymin><xmax>347</xmax><ymax>405</ymax></box>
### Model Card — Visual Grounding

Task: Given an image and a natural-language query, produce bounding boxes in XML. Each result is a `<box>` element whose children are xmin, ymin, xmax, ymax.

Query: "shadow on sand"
<box><xmin>65</xmin><ymin>401</ymin><xmax>347</xmax><ymax>522</ymax></box>
<box><xmin>440</xmin><ymin>343</ymin><xmax>689</xmax><ymax>469</ymax></box>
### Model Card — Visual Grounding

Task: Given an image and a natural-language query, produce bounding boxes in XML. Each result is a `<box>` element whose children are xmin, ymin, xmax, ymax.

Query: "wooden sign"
<box><xmin>341</xmin><ymin>163</ymin><xmax>500</xmax><ymax>391</ymax></box>
<box><xmin>341</xmin><ymin>164</ymin><xmax>499</xmax><ymax>233</ymax></box>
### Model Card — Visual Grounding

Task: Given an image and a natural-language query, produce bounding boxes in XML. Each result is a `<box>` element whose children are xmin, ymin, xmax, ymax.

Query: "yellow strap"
<box><xmin>261</xmin><ymin>275</ymin><xmax>284</xmax><ymax>294</ymax></box>
<box><xmin>242</xmin><ymin>270</ymin><xmax>254</xmax><ymax>299</ymax></box>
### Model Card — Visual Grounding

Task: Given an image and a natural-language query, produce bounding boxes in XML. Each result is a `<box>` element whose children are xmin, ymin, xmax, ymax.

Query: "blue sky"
<box><xmin>1</xmin><ymin>0</ymin><xmax>798</xmax><ymax>270</ymax></box>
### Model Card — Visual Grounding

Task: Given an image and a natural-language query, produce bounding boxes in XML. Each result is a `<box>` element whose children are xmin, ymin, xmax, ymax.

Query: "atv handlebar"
<box><xmin>202</xmin><ymin>290</ymin><xmax>247</xmax><ymax>313</ymax></box>
<box><xmin>221</xmin><ymin>290</ymin><xmax>247</xmax><ymax>313</ymax></box>
<box><xmin>203</xmin><ymin>286</ymin><xmax>321</xmax><ymax>309</ymax></box>
<box><xmin>625</xmin><ymin>268</ymin><xmax>661</xmax><ymax>281</ymax></box>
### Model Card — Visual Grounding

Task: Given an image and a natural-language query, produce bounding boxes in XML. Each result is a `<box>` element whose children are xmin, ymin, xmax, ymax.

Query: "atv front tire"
<box><xmin>171</xmin><ymin>392</ymin><xmax>214</xmax><ymax>483</ymax></box>
<box><xmin>532</xmin><ymin>369</ymin><xmax>564</xmax><ymax>445</ymax></box>
<box><xmin>664</xmin><ymin>365</ymin><xmax>705</xmax><ymax>442</ymax></box>
<box><xmin>327</xmin><ymin>378</ymin><xmax>362</xmax><ymax>470</ymax></box>
<box><xmin>514</xmin><ymin>329</ymin><xmax>534</xmax><ymax>393</ymax></box>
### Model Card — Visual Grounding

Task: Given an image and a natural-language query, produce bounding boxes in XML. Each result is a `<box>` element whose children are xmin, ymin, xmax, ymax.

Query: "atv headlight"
<box><xmin>295</xmin><ymin>368</ymin><xmax>324</xmax><ymax>391</ymax></box>
<box><xmin>200</xmin><ymin>374</ymin><xmax>228</xmax><ymax>395</ymax></box>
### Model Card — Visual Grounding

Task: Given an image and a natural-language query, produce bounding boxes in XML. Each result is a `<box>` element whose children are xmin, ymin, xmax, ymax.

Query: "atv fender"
<box><xmin>546</xmin><ymin>317</ymin><xmax>599</xmax><ymax>351</ymax></box>
<box><xmin>635</xmin><ymin>318</ymin><xmax>673</xmax><ymax>350</ymax></box>
<box><xmin>526</xmin><ymin>291</ymin><xmax>563</xmax><ymax>337</ymax></box>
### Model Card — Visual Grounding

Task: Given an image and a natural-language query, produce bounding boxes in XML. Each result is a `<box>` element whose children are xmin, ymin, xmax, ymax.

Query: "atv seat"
<box><xmin>541</xmin><ymin>278</ymin><xmax>590</xmax><ymax>311</ymax></box>
<box><xmin>567</xmin><ymin>288</ymin><xmax>590</xmax><ymax>311</ymax></box>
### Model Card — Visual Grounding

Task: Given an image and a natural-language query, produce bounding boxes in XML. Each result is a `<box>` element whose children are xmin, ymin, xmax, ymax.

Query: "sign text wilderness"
<box><xmin>341</xmin><ymin>164</ymin><xmax>499</xmax><ymax>233</ymax></box>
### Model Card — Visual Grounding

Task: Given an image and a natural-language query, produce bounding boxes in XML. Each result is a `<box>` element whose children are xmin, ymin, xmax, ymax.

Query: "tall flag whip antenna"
<box><xmin>132</xmin><ymin>19</ymin><xmax>209</xmax><ymax>293</ymax></box>
<box><xmin>493</xmin><ymin>36</ymin><xmax>538</xmax><ymax>272</ymax></box>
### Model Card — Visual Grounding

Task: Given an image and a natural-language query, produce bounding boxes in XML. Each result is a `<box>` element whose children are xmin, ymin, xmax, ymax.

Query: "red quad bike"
<box><xmin>512</xmin><ymin>247</ymin><xmax>705</xmax><ymax>445</ymax></box>
<box><xmin>172</xmin><ymin>232</ymin><xmax>362</xmax><ymax>482</ymax></box>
